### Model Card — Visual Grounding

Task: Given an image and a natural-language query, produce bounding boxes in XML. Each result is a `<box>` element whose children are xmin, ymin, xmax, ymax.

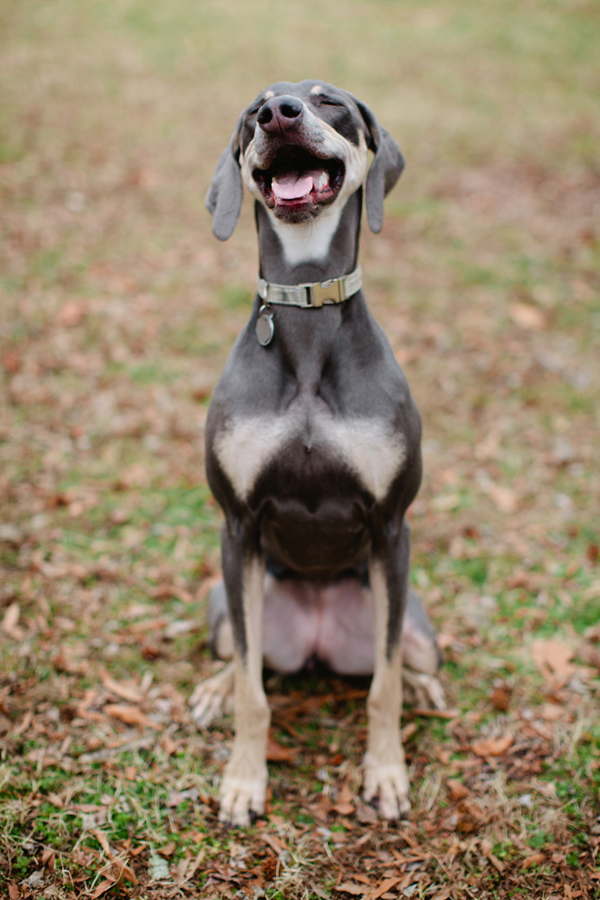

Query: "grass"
<box><xmin>1</xmin><ymin>0</ymin><xmax>599</xmax><ymax>897</ymax></box>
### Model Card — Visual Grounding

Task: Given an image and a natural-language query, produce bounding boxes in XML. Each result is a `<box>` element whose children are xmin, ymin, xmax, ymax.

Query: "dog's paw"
<box><xmin>219</xmin><ymin>765</ymin><xmax>268</xmax><ymax>828</ymax></box>
<box><xmin>402</xmin><ymin>667</ymin><xmax>446</xmax><ymax>711</ymax></box>
<box><xmin>363</xmin><ymin>754</ymin><xmax>411</xmax><ymax>821</ymax></box>
<box><xmin>189</xmin><ymin>663</ymin><xmax>235</xmax><ymax>728</ymax></box>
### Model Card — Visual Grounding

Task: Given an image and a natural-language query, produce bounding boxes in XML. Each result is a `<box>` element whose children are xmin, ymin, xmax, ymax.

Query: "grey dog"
<box><xmin>190</xmin><ymin>81</ymin><xmax>444</xmax><ymax>827</ymax></box>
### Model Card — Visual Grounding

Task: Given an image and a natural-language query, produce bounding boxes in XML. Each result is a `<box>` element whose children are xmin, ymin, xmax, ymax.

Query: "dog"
<box><xmin>190</xmin><ymin>80</ymin><xmax>444</xmax><ymax>827</ymax></box>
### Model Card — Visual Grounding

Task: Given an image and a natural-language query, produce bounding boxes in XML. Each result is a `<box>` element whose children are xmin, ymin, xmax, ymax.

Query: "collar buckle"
<box><xmin>308</xmin><ymin>278</ymin><xmax>343</xmax><ymax>308</ymax></box>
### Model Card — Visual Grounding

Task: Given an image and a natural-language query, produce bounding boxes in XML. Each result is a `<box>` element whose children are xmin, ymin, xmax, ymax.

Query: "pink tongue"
<box><xmin>272</xmin><ymin>172</ymin><xmax>314</xmax><ymax>200</ymax></box>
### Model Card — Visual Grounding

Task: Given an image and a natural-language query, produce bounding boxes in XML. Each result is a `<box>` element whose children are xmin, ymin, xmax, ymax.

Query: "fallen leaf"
<box><xmin>52</xmin><ymin>647</ymin><xmax>88</xmax><ymax>676</ymax></box>
<box><xmin>260</xmin><ymin>833</ymin><xmax>287</xmax><ymax>854</ymax></box>
<box><xmin>370</xmin><ymin>877</ymin><xmax>403</xmax><ymax>899</ymax></box>
<box><xmin>333</xmin><ymin>800</ymin><xmax>355</xmax><ymax>815</ymax></box>
<box><xmin>100</xmin><ymin>667</ymin><xmax>143</xmax><ymax>703</ymax></box>
<box><xmin>355</xmin><ymin>799</ymin><xmax>378</xmax><ymax>825</ymax></box>
<box><xmin>89</xmin><ymin>879</ymin><xmax>116</xmax><ymax>899</ymax></box>
<box><xmin>471</xmin><ymin>734</ymin><xmax>514</xmax><ymax>757</ymax></box>
<box><xmin>487</xmin><ymin>484</ymin><xmax>518</xmax><ymax>514</ymax></box>
<box><xmin>531</xmin><ymin>638</ymin><xmax>575</xmax><ymax>687</ymax></box>
<box><xmin>183</xmin><ymin>848</ymin><xmax>205</xmax><ymax>882</ymax></box>
<box><xmin>112</xmin><ymin>858</ymin><xmax>138</xmax><ymax>886</ymax></box>
<box><xmin>2</xmin><ymin>351</ymin><xmax>21</xmax><ymax>374</ymax></box>
<box><xmin>12</xmin><ymin>710</ymin><xmax>33</xmax><ymax>736</ymax></box>
<box><xmin>506</xmin><ymin>569</ymin><xmax>545</xmax><ymax>591</ymax></box>
<box><xmin>430</xmin><ymin>889</ymin><xmax>452</xmax><ymax>900</ymax></box>
<box><xmin>413</xmin><ymin>707</ymin><xmax>459</xmax><ymax>719</ymax></box>
<box><xmin>266</xmin><ymin>736</ymin><xmax>297</xmax><ymax>763</ymax></box>
<box><xmin>509</xmin><ymin>302</ymin><xmax>547</xmax><ymax>330</ymax></box>
<box><xmin>2</xmin><ymin>602</ymin><xmax>22</xmax><ymax>638</ymax></box>
<box><xmin>311</xmin><ymin>888</ymin><xmax>330</xmax><ymax>900</ymax></box>
<box><xmin>540</xmin><ymin>702</ymin><xmax>564</xmax><ymax>722</ymax></box>
<box><xmin>522</xmin><ymin>852</ymin><xmax>545</xmax><ymax>868</ymax></box>
<box><xmin>104</xmin><ymin>704</ymin><xmax>157</xmax><ymax>728</ymax></box>
<box><xmin>336</xmin><ymin>882</ymin><xmax>366</xmax><ymax>896</ymax></box>
<box><xmin>56</xmin><ymin>300</ymin><xmax>86</xmax><ymax>327</ymax></box>
<box><xmin>490</xmin><ymin>685</ymin><xmax>512</xmax><ymax>711</ymax></box>
<box><xmin>8</xmin><ymin>883</ymin><xmax>19</xmax><ymax>900</ymax></box>
<box><xmin>447</xmin><ymin>779</ymin><xmax>470</xmax><ymax>801</ymax></box>
<box><xmin>333</xmin><ymin>784</ymin><xmax>356</xmax><ymax>815</ymax></box>
<box><xmin>41</xmin><ymin>847</ymin><xmax>56</xmax><ymax>869</ymax></box>
<box><xmin>159</xmin><ymin>734</ymin><xmax>178</xmax><ymax>756</ymax></box>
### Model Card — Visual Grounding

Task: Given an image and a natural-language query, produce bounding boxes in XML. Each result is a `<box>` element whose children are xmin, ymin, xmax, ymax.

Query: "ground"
<box><xmin>0</xmin><ymin>0</ymin><xmax>599</xmax><ymax>898</ymax></box>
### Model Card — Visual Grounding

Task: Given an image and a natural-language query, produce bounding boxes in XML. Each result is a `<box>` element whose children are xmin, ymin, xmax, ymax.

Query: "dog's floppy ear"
<box><xmin>206</xmin><ymin>113</ymin><xmax>244</xmax><ymax>241</ymax></box>
<box><xmin>355</xmin><ymin>100</ymin><xmax>405</xmax><ymax>234</ymax></box>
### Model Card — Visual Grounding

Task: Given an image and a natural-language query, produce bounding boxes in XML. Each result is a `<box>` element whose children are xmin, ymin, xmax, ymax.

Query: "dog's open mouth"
<box><xmin>253</xmin><ymin>147</ymin><xmax>345</xmax><ymax>211</ymax></box>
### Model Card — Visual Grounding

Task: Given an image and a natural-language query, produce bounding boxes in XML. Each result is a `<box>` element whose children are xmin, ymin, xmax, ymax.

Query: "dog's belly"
<box><xmin>262</xmin><ymin>574</ymin><xmax>375</xmax><ymax>675</ymax></box>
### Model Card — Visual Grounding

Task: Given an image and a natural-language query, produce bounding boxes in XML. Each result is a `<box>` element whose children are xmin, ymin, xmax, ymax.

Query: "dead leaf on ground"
<box><xmin>522</xmin><ymin>851</ymin><xmax>546</xmax><ymax>867</ymax></box>
<box><xmin>41</xmin><ymin>847</ymin><xmax>56</xmax><ymax>869</ymax></box>
<box><xmin>89</xmin><ymin>879</ymin><xmax>117</xmax><ymax>899</ymax></box>
<box><xmin>355</xmin><ymin>799</ymin><xmax>378</xmax><ymax>825</ymax></box>
<box><xmin>100</xmin><ymin>667</ymin><xmax>144</xmax><ymax>703</ymax></box>
<box><xmin>540</xmin><ymin>702</ymin><xmax>564</xmax><ymax>721</ymax></box>
<box><xmin>333</xmin><ymin>783</ymin><xmax>356</xmax><ymax>816</ymax></box>
<box><xmin>490</xmin><ymin>685</ymin><xmax>512</xmax><ymax>711</ymax></box>
<box><xmin>2</xmin><ymin>602</ymin><xmax>24</xmax><ymax>639</ymax></box>
<box><xmin>260</xmin><ymin>833</ymin><xmax>288</xmax><ymax>854</ymax></box>
<box><xmin>52</xmin><ymin>647</ymin><xmax>88</xmax><ymax>676</ymax></box>
<box><xmin>336</xmin><ymin>883</ymin><xmax>367</xmax><ymax>896</ymax></box>
<box><xmin>266</xmin><ymin>736</ymin><xmax>298</xmax><ymax>763</ymax></box>
<box><xmin>447</xmin><ymin>779</ymin><xmax>470</xmax><ymax>801</ymax></box>
<box><xmin>471</xmin><ymin>733</ymin><xmax>514</xmax><ymax>757</ymax></box>
<box><xmin>56</xmin><ymin>300</ymin><xmax>86</xmax><ymax>327</ymax></box>
<box><xmin>103</xmin><ymin>704</ymin><xmax>157</xmax><ymax>728</ymax></box>
<box><xmin>531</xmin><ymin>637</ymin><xmax>575</xmax><ymax>687</ymax></box>
<box><xmin>430</xmin><ymin>889</ymin><xmax>453</xmax><ymax>900</ymax></box>
<box><xmin>487</xmin><ymin>483</ymin><xmax>518</xmax><ymax>514</ymax></box>
<box><xmin>509</xmin><ymin>302</ymin><xmax>547</xmax><ymax>330</ymax></box>
<box><xmin>369</xmin><ymin>877</ymin><xmax>403</xmax><ymax>898</ymax></box>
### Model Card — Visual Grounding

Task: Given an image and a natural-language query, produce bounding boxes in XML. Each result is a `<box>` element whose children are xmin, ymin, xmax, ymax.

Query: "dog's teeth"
<box><xmin>317</xmin><ymin>169</ymin><xmax>329</xmax><ymax>190</ymax></box>
<box><xmin>309</xmin><ymin>169</ymin><xmax>329</xmax><ymax>191</ymax></box>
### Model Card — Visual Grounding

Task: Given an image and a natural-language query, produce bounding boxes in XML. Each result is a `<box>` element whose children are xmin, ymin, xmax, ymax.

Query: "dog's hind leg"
<box><xmin>401</xmin><ymin>589</ymin><xmax>446</xmax><ymax>710</ymax></box>
<box><xmin>189</xmin><ymin>661</ymin><xmax>235</xmax><ymax>727</ymax></box>
<box><xmin>189</xmin><ymin>582</ymin><xmax>235</xmax><ymax>727</ymax></box>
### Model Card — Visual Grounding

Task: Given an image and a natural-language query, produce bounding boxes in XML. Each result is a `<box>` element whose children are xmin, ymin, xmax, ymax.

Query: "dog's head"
<box><xmin>207</xmin><ymin>80</ymin><xmax>404</xmax><ymax>241</ymax></box>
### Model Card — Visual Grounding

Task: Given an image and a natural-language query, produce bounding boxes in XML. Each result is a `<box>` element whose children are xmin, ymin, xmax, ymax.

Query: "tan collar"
<box><xmin>257</xmin><ymin>266</ymin><xmax>362</xmax><ymax>309</ymax></box>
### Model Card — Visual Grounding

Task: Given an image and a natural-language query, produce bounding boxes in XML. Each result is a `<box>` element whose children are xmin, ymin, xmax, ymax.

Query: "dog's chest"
<box><xmin>214</xmin><ymin>408</ymin><xmax>406</xmax><ymax>503</ymax></box>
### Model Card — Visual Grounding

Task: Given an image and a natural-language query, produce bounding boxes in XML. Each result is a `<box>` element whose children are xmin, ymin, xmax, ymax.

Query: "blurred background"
<box><xmin>0</xmin><ymin>0</ymin><xmax>599</xmax><ymax>894</ymax></box>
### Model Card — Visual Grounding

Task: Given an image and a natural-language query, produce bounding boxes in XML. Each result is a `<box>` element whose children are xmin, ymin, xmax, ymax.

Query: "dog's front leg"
<box><xmin>219</xmin><ymin>522</ymin><xmax>270</xmax><ymax>827</ymax></box>
<box><xmin>363</xmin><ymin>521</ymin><xmax>411</xmax><ymax>820</ymax></box>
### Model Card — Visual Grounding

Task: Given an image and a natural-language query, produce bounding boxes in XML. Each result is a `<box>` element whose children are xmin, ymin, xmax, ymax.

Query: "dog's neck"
<box><xmin>255</xmin><ymin>191</ymin><xmax>363</xmax><ymax>285</ymax></box>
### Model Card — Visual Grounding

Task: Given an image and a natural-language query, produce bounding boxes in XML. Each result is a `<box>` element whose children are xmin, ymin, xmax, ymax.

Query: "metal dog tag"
<box><xmin>256</xmin><ymin>305</ymin><xmax>274</xmax><ymax>346</ymax></box>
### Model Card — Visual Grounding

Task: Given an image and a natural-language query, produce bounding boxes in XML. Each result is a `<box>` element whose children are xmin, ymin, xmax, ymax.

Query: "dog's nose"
<box><xmin>257</xmin><ymin>96</ymin><xmax>304</xmax><ymax>134</ymax></box>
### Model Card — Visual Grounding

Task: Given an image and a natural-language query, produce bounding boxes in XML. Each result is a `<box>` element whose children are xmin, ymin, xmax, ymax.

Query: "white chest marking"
<box><xmin>266</xmin><ymin>206</ymin><xmax>344</xmax><ymax>265</ymax></box>
<box><xmin>214</xmin><ymin>417</ymin><xmax>291</xmax><ymax>500</ymax></box>
<box><xmin>214</xmin><ymin>412</ymin><xmax>406</xmax><ymax>502</ymax></box>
